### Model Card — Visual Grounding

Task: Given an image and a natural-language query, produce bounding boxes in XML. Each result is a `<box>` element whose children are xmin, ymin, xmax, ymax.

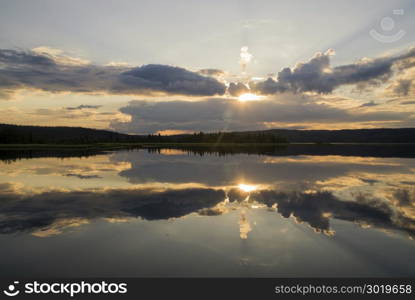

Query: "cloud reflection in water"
<box><xmin>0</xmin><ymin>148</ymin><xmax>414</xmax><ymax>241</ymax></box>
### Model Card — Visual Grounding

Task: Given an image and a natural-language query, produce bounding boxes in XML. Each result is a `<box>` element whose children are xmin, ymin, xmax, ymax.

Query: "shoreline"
<box><xmin>1</xmin><ymin>142</ymin><xmax>415</xmax><ymax>150</ymax></box>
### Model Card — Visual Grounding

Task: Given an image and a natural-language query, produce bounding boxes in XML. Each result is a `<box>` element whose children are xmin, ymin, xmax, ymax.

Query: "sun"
<box><xmin>238</xmin><ymin>184</ymin><xmax>257</xmax><ymax>192</ymax></box>
<box><xmin>238</xmin><ymin>93</ymin><xmax>262</xmax><ymax>102</ymax></box>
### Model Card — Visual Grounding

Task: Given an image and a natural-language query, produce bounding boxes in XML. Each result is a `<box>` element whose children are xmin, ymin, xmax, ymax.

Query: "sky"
<box><xmin>0</xmin><ymin>0</ymin><xmax>415</xmax><ymax>134</ymax></box>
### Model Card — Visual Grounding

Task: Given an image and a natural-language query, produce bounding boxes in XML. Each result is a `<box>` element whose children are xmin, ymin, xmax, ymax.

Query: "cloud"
<box><xmin>65</xmin><ymin>173</ymin><xmax>102</xmax><ymax>179</ymax></box>
<box><xmin>249</xmin><ymin>77</ymin><xmax>288</xmax><ymax>94</ymax></box>
<box><xmin>2</xmin><ymin>46</ymin><xmax>415</xmax><ymax>102</ymax></box>
<box><xmin>228</xmin><ymin>82</ymin><xmax>249</xmax><ymax>96</ymax></box>
<box><xmin>30</xmin><ymin>107</ymin><xmax>128</xmax><ymax>123</ymax></box>
<box><xmin>197</xmin><ymin>68</ymin><xmax>225</xmax><ymax>77</ymax></box>
<box><xmin>0</xmin><ymin>89</ymin><xmax>16</xmax><ymax>100</ymax></box>
<box><xmin>0</xmin><ymin>48</ymin><xmax>56</xmax><ymax>67</ymax></box>
<box><xmin>0</xmin><ymin>48</ymin><xmax>226</xmax><ymax>99</ymax></box>
<box><xmin>0</xmin><ymin>106</ymin><xmax>130</xmax><ymax>129</ymax></box>
<box><xmin>392</xmin><ymin>79</ymin><xmax>413</xmax><ymax>96</ymax></box>
<box><xmin>31</xmin><ymin>46</ymin><xmax>90</xmax><ymax>66</ymax></box>
<box><xmin>111</xmin><ymin>95</ymin><xmax>414</xmax><ymax>134</ymax></box>
<box><xmin>239</xmin><ymin>46</ymin><xmax>253</xmax><ymax>72</ymax></box>
<box><xmin>393</xmin><ymin>189</ymin><xmax>413</xmax><ymax>207</ymax></box>
<box><xmin>360</xmin><ymin>101</ymin><xmax>378</xmax><ymax>107</ymax></box>
<box><xmin>119</xmin><ymin>64</ymin><xmax>226</xmax><ymax>96</ymax></box>
<box><xmin>250</xmin><ymin>47</ymin><xmax>415</xmax><ymax>95</ymax></box>
<box><xmin>65</xmin><ymin>104</ymin><xmax>102</xmax><ymax>110</ymax></box>
<box><xmin>384</xmin><ymin>62</ymin><xmax>415</xmax><ymax>97</ymax></box>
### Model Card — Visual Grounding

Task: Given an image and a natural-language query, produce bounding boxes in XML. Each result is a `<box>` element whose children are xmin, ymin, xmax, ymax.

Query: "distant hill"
<box><xmin>1</xmin><ymin>123</ymin><xmax>415</xmax><ymax>144</ymax></box>
<box><xmin>256</xmin><ymin>128</ymin><xmax>415</xmax><ymax>143</ymax></box>
<box><xmin>0</xmin><ymin>124</ymin><xmax>142</xmax><ymax>144</ymax></box>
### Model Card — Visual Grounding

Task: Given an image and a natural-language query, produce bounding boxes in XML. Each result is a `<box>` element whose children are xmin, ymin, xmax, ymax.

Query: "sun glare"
<box><xmin>238</xmin><ymin>184</ymin><xmax>257</xmax><ymax>192</ymax></box>
<box><xmin>238</xmin><ymin>93</ymin><xmax>262</xmax><ymax>102</ymax></box>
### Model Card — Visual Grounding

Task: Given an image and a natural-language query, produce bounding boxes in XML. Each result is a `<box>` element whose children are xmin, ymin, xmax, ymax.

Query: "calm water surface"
<box><xmin>1</xmin><ymin>146</ymin><xmax>415</xmax><ymax>277</ymax></box>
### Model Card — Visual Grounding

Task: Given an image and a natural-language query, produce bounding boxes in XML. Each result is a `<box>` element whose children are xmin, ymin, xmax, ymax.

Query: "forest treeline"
<box><xmin>0</xmin><ymin>124</ymin><xmax>286</xmax><ymax>144</ymax></box>
<box><xmin>1</xmin><ymin>123</ymin><xmax>415</xmax><ymax>144</ymax></box>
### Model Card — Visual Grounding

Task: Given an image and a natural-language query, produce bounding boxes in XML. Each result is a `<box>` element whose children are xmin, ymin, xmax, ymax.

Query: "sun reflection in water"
<box><xmin>239</xmin><ymin>210</ymin><xmax>252</xmax><ymax>240</ymax></box>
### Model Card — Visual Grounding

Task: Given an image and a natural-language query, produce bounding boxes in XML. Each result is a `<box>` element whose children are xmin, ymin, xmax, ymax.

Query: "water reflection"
<box><xmin>0</xmin><ymin>146</ymin><xmax>415</xmax><ymax>276</ymax></box>
<box><xmin>0</xmin><ymin>149</ymin><xmax>414</xmax><ymax>239</ymax></box>
<box><xmin>0</xmin><ymin>185</ymin><xmax>224</xmax><ymax>235</ymax></box>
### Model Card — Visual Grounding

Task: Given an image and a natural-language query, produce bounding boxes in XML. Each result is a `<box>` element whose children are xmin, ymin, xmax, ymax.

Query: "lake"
<box><xmin>1</xmin><ymin>145</ymin><xmax>415</xmax><ymax>277</ymax></box>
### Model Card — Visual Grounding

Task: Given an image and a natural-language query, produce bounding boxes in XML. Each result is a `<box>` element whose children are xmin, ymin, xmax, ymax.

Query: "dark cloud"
<box><xmin>393</xmin><ymin>79</ymin><xmax>412</xmax><ymax>96</ymax></box>
<box><xmin>400</xmin><ymin>181</ymin><xmax>415</xmax><ymax>185</ymax></box>
<box><xmin>197</xmin><ymin>68</ymin><xmax>225</xmax><ymax>77</ymax></box>
<box><xmin>359</xmin><ymin>178</ymin><xmax>379</xmax><ymax>185</ymax></box>
<box><xmin>65</xmin><ymin>173</ymin><xmax>102</xmax><ymax>179</ymax></box>
<box><xmin>249</xmin><ymin>77</ymin><xmax>287</xmax><ymax>94</ymax></box>
<box><xmin>251</xmin><ymin>47</ymin><xmax>415</xmax><ymax>95</ymax></box>
<box><xmin>393</xmin><ymin>189</ymin><xmax>414</xmax><ymax>207</ymax></box>
<box><xmin>111</xmin><ymin>97</ymin><xmax>345</xmax><ymax>133</ymax></box>
<box><xmin>65</xmin><ymin>104</ymin><xmax>102</xmax><ymax>110</ymax></box>
<box><xmin>0</xmin><ymin>49</ymin><xmax>226</xmax><ymax>98</ymax></box>
<box><xmin>118</xmin><ymin>64</ymin><xmax>226</xmax><ymax>96</ymax></box>
<box><xmin>228</xmin><ymin>188</ymin><xmax>250</xmax><ymax>202</ymax></box>
<box><xmin>228</xmin><ymin>82</ymin><xmax>249</xmax><ymax>96</ymax></box>
<box><xmin>197</xmin><ymin>207</ymin><xmax>224</xmax><ymax>216</ymax></box>
<box><xmin>360</xmin><ymin>101</ymin><xmax>378</xmax><ymax>107</ymax></box>
<box><xmin>401</xmin><ymin>101</ymin><xmax>415</xmax><ymax>105</ymax></box>
<box><xmin>111</xmin><ymin>96</ymin><xmax>413</xmax><ymax>134</ymax></box>
<box><xmin>0</xmin><ymin>186</ymin><xmax>225</xmax><ymax>234</ymax></box>
<box><xmin>0</xmin><ymin>49</ymin><xmax>56</xmax><ymax>67</ymax></box>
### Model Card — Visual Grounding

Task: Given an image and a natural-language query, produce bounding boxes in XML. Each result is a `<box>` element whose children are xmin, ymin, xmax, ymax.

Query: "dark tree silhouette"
<box><xmin>1</xmin><ymin>123</ymin><xmax>415</xmax><ymax>144</ymax></box>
